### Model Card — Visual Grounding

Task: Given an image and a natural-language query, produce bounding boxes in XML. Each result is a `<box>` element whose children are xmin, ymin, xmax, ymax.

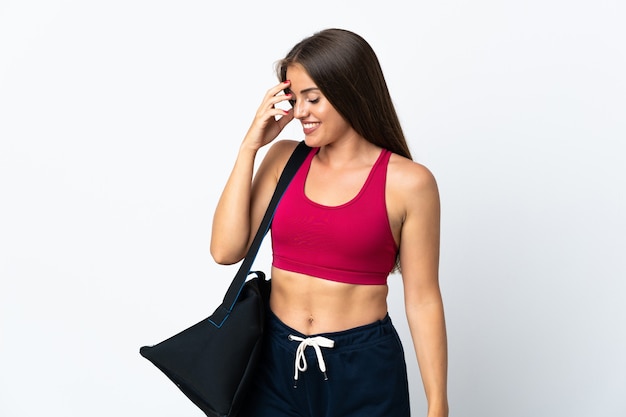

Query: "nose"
<box><xmin>293</xmin><ymin>101</ymin><xmax>308</xmax><ymax>119</ymax></box>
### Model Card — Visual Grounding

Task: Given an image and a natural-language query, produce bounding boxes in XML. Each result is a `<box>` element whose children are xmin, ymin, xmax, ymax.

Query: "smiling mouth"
<box><xmin>302</xmin><ymin>122</ymin><xmax>319</xmax><ymax>135</ymax></box>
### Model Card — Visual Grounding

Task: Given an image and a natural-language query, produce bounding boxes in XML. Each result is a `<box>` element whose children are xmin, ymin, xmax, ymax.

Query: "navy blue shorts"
<box><xmin>238</xmin><ymin>311</ymin><xmax>411</xmax><ymax>417</ymax></box>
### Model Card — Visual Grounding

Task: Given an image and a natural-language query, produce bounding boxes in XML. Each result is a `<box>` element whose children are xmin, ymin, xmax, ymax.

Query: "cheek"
<box><xmin>319</xmin><ymin>103</ymin><xmax>342</xmax><ymax>122</ymax></box>
<box><xmin>326</xmin><ymin>109</ymin><xmax>350</xmax><ymax>130</ymax></box>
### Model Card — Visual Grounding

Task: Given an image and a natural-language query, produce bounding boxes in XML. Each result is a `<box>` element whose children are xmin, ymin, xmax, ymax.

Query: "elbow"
<box><xmin>210</xmin><ymin>230</ymin><xmax>249</xmax><ymax>265</ymax></box>
<box><xmin>210</xmin><ymin>244</ymin><xmax>244</xmax><ymax>265</ymax></box>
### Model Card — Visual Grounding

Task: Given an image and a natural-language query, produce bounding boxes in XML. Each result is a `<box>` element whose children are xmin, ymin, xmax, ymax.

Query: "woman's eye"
<box><xmin>288</xmin><ymin>97</ymin><xmax>320</xmax><ymax>106</ymax></box>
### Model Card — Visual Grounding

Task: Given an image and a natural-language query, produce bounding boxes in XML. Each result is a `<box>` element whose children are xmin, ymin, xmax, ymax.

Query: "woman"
<box><xmin>211</xmin><ymin>28</ymin><xmax>448</xmax><ymax>417</ymax></box>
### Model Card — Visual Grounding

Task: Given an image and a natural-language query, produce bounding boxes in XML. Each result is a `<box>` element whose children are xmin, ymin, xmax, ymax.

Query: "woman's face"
<box><xmin>286</xmin><ymin>64</ymin><xmax>355</xmax><ymax>147</ymax></box>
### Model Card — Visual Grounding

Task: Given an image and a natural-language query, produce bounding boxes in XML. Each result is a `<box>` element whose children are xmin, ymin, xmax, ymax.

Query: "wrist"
<box><xmin>238</xmin><ymin>140</ymin><xmax>260</xmax><ymax>157</ymax></box>
<box><xmin>427</xmin><ymin>401</ymin><xmax>449</xmax><ymax>417</ymax></box>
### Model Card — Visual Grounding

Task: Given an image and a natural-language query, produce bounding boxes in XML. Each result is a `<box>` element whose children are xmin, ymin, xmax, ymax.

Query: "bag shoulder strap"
<box><xmin>209</xmin><ymin>140</ymin><xmax>311</xmax><ymax>327</ymax></box>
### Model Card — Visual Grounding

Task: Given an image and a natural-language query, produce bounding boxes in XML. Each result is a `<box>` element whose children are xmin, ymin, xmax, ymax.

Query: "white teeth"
<box><xmin>303</xmin><ymin>123</ymin><xmax>318</xmax><ymax>129</ymax></box>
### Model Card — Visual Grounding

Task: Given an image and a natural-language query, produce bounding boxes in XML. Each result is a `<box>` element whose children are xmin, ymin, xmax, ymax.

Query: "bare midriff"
<box><xmin>270</xmin><ymin>266</ymin><xmax>389</xmax><ymax>335</ymax></box>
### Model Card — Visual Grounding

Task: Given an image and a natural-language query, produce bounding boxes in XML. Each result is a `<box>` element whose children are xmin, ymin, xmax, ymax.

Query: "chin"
<box><xmin>303</xmin><ymin>135</ymin><xmax>328</xmax><ymax>148</ymax></box>
<box><xmin>303</xmin><ymin>136</ymin><xmax>319</xmax><ymax>148</ymax></box>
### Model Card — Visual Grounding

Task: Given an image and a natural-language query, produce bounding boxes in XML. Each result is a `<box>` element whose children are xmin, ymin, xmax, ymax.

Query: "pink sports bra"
<box><xmin>271</xmin><ymin>147</ymin><xmax>398</xmax><ymax>285</ymax></box>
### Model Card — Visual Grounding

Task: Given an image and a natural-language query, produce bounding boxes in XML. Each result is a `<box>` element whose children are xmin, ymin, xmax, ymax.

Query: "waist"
<box><xmin>269</xmin><ymin>266</ymin><xmax>388</xmax><ymax>335</ymax></box>
<box><xmin>266</xmin><ymin>308</ymin><xmax>398</xmax><ymax>351</ymax></box>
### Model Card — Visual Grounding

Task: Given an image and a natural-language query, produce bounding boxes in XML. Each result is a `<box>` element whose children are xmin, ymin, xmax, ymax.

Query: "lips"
<box><xmin>302</xmin><ymin>122</ymin><xmax>320</xmax><ymax>135</ymax></box>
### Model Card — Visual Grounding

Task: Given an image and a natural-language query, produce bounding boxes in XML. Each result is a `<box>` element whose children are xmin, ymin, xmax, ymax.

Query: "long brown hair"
<box><xmin>276</xmin><ymin>28</ymin><xmax>412</xmax><ymax>160</ymax></box>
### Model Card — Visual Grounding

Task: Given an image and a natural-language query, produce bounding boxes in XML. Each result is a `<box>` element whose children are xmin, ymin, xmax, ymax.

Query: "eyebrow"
<box><xmin>299</xmin><ymin>87</ymin><xmax>320</xmax><ymax>94</ymax></box>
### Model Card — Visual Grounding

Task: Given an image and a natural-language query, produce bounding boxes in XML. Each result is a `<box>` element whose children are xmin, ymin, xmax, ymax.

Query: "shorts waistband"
<box><xmin>266</xmin><ymin>309</ymin><xmax>396</xmax><ymax>352</ymax></box>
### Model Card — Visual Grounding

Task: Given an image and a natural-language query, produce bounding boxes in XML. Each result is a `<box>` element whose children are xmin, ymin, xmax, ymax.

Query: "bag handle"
<box><xmin>209</xmin><ymin>140</ymin><xmax>311</xmax><ymax>327</ymax></box>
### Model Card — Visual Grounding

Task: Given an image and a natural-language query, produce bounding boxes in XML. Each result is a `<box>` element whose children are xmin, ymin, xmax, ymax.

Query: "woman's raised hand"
<box><xmin>242</xmin><ymin>80</ymin><xmax>294</xmax><ymax>151</ymax></box>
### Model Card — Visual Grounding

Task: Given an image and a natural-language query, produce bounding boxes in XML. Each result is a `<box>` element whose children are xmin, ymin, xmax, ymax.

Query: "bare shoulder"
<box><xmin>262</xmin><ymin>140</ymin><xmax>302</xmax><ymax>177</ymax></box>
<box><xmin>251</xmin><ymin>140</ymin><xmax>303</xmax><ymax>222</ymax></box>
<box><xmin>386</xmin><ymin>153</ymin><xmax>440</xmax><ymax>247</ymax></box>
<box><xmin>267</xmin><ymin>139</ymin><xmax>301</xmax><ymax>157</ymax></box>
<box><xmin>253</xmin><ymin>140</ymin><xmax>302</xmax><ymax>184</ymax></box>
<box><xmin>387</xmin><ymin>153</ymin><xmax>439</xmax><ymax>199</ymax></box>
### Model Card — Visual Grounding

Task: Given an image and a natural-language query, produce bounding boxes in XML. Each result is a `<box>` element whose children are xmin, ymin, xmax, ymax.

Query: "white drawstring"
<box><xmin>288</xmin><ymin>334</ymin><xmax>335</xmax><ymax>388</ymax></box>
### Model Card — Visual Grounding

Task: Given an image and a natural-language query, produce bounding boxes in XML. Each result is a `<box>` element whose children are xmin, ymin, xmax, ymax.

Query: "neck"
<box><xmin>316</xmin><ymin>137</ymin><xmax>380</xmax><ymax>169</ymax></box>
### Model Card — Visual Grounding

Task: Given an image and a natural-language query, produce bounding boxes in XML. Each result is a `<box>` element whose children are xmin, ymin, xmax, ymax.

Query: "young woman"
<box><xmin>211</xmin><ymin>28</ymin><xmax>448</xmax><ymax>417</ymax></box>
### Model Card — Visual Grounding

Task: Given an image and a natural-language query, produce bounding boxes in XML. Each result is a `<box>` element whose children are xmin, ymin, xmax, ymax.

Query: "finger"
<box><xmin>264</xmin><ymin>80</ymin><xmax>291</xmax><ymax>102</ymax></box>
<box><xmin>266</xmin><ymin>93</ymin><xmax>293</xmax><ymax>110</ymax></box>
<box><xmin>276</xmin><ymin>108</ymin><xmax>294</xmax><ymax>129</ymax></box>
<box><xmin>258</xmin><ymin>107</ymin><xmax>291</xmax><ymax>124</ymax></box>
<box><xmin>255</xmin><ymin>96</ymin><xmax>287</xmax><ymax>118</ymax></box>
<box><xmin>255</xmin><ymin>81</ymin><xmax>292</xmax><ymax>118</ymax></box>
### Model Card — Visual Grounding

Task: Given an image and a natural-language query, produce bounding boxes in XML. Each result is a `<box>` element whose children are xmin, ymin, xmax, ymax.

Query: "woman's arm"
<box><xmin>397</xmin><ymin>162</ymin><xmax>448</xmax><ymax>417</ymax></box>
<box><xmin>210</xmin><ymin>82</ymin><xmax>294</xmax><ymax>264</ymax></box>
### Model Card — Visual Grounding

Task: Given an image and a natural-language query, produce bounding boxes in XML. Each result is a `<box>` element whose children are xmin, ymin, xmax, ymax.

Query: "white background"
<box><xmin>1</xmin><ymin>1</ymin><xmax>625</xmax><ymax>416</ymax></box>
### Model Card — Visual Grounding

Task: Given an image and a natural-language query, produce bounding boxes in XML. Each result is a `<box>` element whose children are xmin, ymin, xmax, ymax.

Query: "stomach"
<box><xmin>269</xmin><ymin>266</ymin><xmax>389</xmax><ymax>335</ymax></box>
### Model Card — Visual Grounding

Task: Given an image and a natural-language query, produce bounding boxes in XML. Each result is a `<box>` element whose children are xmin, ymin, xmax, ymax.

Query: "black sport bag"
<box><xmin>139</xmin><ymin>141</ymin><xmax>310</xmax><ymax>416</ymax></box>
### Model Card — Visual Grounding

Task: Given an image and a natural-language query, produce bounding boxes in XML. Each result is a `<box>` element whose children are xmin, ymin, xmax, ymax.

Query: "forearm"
<box><xmin>210</xmin><ymin>80</ymin><xmax>294</xmax><ymax>264</ymax></box>
<box><xmin>406</xmin><ymin>301</ymin><xmax>448</xmax><ymax>417</ymax></box>
<box><xmin>210</xmin><ymin>144</ymin><xmax>258</xmax><ymax>264</ymax></box>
